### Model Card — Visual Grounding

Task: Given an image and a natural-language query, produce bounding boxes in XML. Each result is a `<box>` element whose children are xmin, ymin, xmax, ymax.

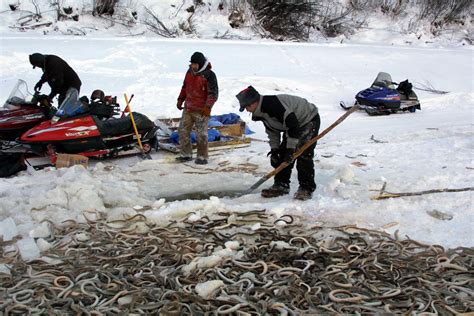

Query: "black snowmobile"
<box><xmin>340</xmin><ymin>72</ymin><xmax>421</xmax><ymax>116</ymax></box>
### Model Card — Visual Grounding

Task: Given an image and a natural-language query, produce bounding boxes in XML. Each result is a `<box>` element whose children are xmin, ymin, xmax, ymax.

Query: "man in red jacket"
<box><xmin>176</xmin><ymin>52</ymin><xmax>219</xmax><ymax>165</ymax></box>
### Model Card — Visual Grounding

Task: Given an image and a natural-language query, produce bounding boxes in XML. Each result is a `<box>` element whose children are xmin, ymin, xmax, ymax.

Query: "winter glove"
<box><xmin>201</xmin><ymin>105</ymin><xmax>212</xmax><ymax>117</ymax></box>
<box><xmin>38</xmin><ymin>95</ymin><xmax>51</xmax><ymax>108</ymax></box>
<box><xmin>34</xmin><ymin>81</ymin><xmax>43</xmax><ymax>92</ymax></box>
<box><xmin>48</xmin><ymin>94</ymin><xmax>55</xmax><ymax>105</ymax></box>
<box><xmin>282</xmin><ymin>148</ymin><xmax>295</xmax><ymax>164</ymax></box>
<box><xmin>267</xmin><ymin>148</ymin><xmax>281</xmax><ymax>168</ymax></box>
<box><xmin>176</xmin><ymin>99</ymin><xmax>184</xmax><ymax>110</ymax></box>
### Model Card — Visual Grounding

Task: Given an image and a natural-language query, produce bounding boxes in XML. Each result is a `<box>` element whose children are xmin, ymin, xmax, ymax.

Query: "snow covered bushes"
<box><xmin>250</xmin><ymin>2</ymin><xmax>315</xmax><ymax>40</ymax></box>
<box><xmin>55</xmin><ymin>0</ymin><xmax>82</xmax><ymax>21</ymax></box>
<box><xmin>247</xmin><ymin>0</ymin><xmax>472</xmax><ymax>41</ymax></box>
<box><xmin>143</xmin><ymin>6</ymin><xmax>180</xmax><ymax>38</ymax></box>
<box><xmin>247</xmin><ymin>0</ymin><xmax>365</xmax><ymax>40</ymax></box>
<box><xmin>418</xmin><ymin>0</ymin><xmax>473</xmax><ymax>35</ymax></box>
<box><xmin>8</xmin><ymin>0</ymin><xmax>20</xmax><ymax>11</ymax></box>
<box><xmin>93</xmin><ymin>0</ymin><xmax>117</xmax><ymax>16</ymax></box>
<box><xmin>1</xmin><ymin>0</ymin><xmax>471</xmax><ymax>42</ymax></box>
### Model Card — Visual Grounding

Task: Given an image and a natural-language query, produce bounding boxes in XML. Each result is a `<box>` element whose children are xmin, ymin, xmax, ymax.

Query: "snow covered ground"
<box><xmin>0</xmin><ymin>33</ymin><xmax>472</xmax><ymax>254</ymax></box>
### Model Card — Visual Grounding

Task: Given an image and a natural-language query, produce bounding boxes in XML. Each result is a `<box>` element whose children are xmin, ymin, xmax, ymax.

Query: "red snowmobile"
<box><xmin>15</xmin><ymin>89</ymin><xmax>157</xmax><ymax>160</ymax></box>
<box><xmin>0</xmin><ymin>80</ymin><xmax>54</xmax><ymax>141</ymax></box>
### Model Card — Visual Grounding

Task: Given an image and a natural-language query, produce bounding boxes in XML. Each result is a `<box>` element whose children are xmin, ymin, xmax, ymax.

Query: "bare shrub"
<box><xmin>8</xmin><ymin>0</ymin><xmax>20</xmax><ymax>11</ymax></box>
<box><xmin>10</xmin><ymin>0</ymin><xmax>49</xmax><ymax>30</ymax></box>
<box><xmin>178</xmin><ymin>10</ymin><xmax>196</xmax><ymax>35</ymax></box>
<box><xmin>220</xmin><ymin>0</ymin><xmax>249</xmax><ymax>29</ymax></box>
<box><xmin>31</xmin><ymin>0</ymin><xmax>42</xmax><ymax>16</ymax></box>
<box><xmin>143</xmin><ymin>7</ymin><xmax>180</xmax><ymax>38</ymax></box>
<box><xmin>247</xmin><ymin>1</ymin><xmax>366</xmax><ymax>41</ymax></box>
<box><xmin>93</xmin><ymin>0</ymin><xmax>117</xmax><ymax>16</ymax></box>
<box><xmin>419</xmin><ymin>0</ymin><xmax>472</xmax><ymax>24</ymax></box>
<box><xmin>313</xmin><ymin>2</ymin><xmax>366</xmax><ymax>38</ymax></box>
<box><xmin>56</xmin><ymin>1</ymin><xmax>82</xmax><ymax>21</ymax></box>
<box><xmin>416</xmin><ymin>0</ymin><xmax>473</xmax><ymax>36</ymax></box>
<box><xmin>62</xmin><ymin>12</ymin><xmax>79</xmax><ymax>21</ymax></box>
<box><xmin>413</xmin><ymin>80</ymin><xmax>449</xmax><ymax>94</ymax></box>
<box><xmin>249</xmin><ymin>1</ymin><xmax>315</xmax><ymax>41</ymax></box>
<box><xmin>228</xmin><ymin>9</ymin><xmax>245</xmax><ymax>28</ymax></box>
<box><xmin>350</xmin><ymin>0</ymin><xmax>407</xmax><ymax>17</ymax></box>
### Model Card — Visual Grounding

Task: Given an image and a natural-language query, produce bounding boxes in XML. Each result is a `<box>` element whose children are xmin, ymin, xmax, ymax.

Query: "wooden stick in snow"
<box><xmin>372</xmin><ymin>182</ymin><xmax>474</xmax><ymax>200</ymax></box>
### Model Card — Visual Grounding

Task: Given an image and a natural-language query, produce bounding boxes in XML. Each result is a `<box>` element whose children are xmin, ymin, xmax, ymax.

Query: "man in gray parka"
<box><xmin>236</xmin><ymin>86</ymin><xmax>320</xmax><ymax>200</ymax></box>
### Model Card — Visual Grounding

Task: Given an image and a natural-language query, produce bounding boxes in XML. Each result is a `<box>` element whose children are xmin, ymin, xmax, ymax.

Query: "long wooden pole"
<box><xmin>241</xmin><ymin>105</ymin><xmax>360</xmax><ymax>196</ymax></box>
<box><xmin>124</xmin><ymin>93</ymin><xmax>151</xmax><ymax>159</ymax></box>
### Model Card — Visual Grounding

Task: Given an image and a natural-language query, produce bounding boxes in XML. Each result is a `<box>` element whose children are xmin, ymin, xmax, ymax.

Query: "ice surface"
<box><xmin>195</xmin><ymin>280</ymin><xmax>224</xmax><ymax>299</ymax></box>
<box><xmin>0</xmin><ymin>217</ymin><xmax>18</xmax><ymax>241</ymax></box>
<box><xmin>17</xmin><ymin>237</ymin><xmax>41</xmax><ymax>261</ymax></box>
<box><xmin>0</xmin><ymin>16</ymin><xmax>472</xmax><ymax>250</ymax></box>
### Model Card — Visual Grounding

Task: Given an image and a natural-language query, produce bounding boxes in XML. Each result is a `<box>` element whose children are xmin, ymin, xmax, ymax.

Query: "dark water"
<box><xmin>159</xmin><ymin>190</ymin><xmax>246</xmax><ymax>202</ymax></box>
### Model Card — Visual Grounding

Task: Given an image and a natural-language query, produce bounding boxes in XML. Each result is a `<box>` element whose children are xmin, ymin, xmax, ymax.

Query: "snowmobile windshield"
<box><xmin>2</xmin><ymin>79</ymin><xmax>34</xmax><ymax>110</ymax></box>
<box><xmin>372</xmin><ymin>72</ymin><xmax>395</xmax><ymax>89</ymax></box>
<box><xmin>56</xmin><ymin>89</ymin><xmax>88</xmax><ymax>118</ymax></box>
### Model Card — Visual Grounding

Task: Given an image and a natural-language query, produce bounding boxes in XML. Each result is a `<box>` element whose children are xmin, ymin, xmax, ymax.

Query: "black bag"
<box><xmin>397</xmin><ymin>79</ymin><xmax>413</xmax><ymax>96</ymax></box>
<box><xmin>0</xmin><ymin>153</ymin><xmax>26</xmax><ymax>177</ymax></box>
<box><xmin>89</xmin><ymin>101</ymin><xmax>115</xmax><ymax>119</ymax></box>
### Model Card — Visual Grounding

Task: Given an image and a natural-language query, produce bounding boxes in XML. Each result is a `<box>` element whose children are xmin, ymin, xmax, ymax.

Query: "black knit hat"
<box><xmin>29</xmin><ymin>53</ymin><xmax>45</xmax><ymax>69</ymax></box>
<box><xmin>236</xmin><ymin>86</ymin><xmax>260</xmax><ymax>112</ymax></box>
<box><xmin>190</xmin><ymin>52</ymin><xmax>206</xmax><ymax>68</ymax></box>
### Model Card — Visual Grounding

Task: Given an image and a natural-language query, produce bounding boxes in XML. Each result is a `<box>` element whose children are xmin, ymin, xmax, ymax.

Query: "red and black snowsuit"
<box><xmin>37</xmin><ymin>55</ymin><xmax>82</xmax><ymax>105</ymax></box>
<box><xmin>176</xmin><ymin>61</ymin><xmax>218</xmax><ymax>161</ymax></box>
<box><xmin>178</xmin><ymin>63</ymin><xmax>218</xmax><ymax>112</ymax></box>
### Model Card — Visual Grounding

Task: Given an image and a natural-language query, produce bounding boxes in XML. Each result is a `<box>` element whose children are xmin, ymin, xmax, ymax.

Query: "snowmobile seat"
<box><xmin>94</xmin><ymin>112</ymin><xmax>154</xmax><ymax>137</ymax></box>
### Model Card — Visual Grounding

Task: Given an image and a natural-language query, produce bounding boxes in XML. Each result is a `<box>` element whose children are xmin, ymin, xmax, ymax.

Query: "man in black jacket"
<box><xmin>29</xmin><ymin>53</ymin><xmax>82</xmax><ymax>106</ymax></box>
<box><xmin>236</xmin><ymin>86</ymin><xmax>320</xmax><ymax>200</ymax></box>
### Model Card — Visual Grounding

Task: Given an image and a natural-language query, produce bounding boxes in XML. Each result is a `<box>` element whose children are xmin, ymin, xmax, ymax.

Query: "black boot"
<box><xmin>294</xmin><ymin>187</ymin><xmax>313</xmax><ymax>201</ymax></box>
<box><xmin>176</xmin><ymin>156</ymin><xmax>192</xmax><ymax>162</ymax></box>
<box><xmin>261</xmin><ymin>183</ymin><xmax>290</xmax><ymax>198</ymax></box>
<box><xmin>195</xmin><ymin>158</ymin><xmax>208</xmax><ymax>165</ymax></box>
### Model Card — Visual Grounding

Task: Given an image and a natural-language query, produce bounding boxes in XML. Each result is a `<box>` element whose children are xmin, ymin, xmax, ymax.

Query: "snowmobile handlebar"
<box><xmin>31</xmin><ymin>93</ymin><xmax>52</xmax><ymax>108</ymax></box>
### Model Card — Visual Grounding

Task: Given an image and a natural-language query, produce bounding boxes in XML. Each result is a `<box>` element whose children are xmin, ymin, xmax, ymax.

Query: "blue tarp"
<box><xmin>170</xmin><ymin>113</ymin><xmax>253</xmax><ymax>144</ymax></box>
<box><xmin>170</xmin><ymin>129</ymin><xmax>221</xmax><ymax>144</ymax></box>
<box><xmin>210</xmin><ymin>113</ymin><xmax>241</xmax><ymax>125</ymax></box>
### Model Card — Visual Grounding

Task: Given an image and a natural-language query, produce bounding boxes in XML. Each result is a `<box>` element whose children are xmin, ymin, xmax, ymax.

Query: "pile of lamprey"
<box><xmin>1</xmin><ymin>211</ymin><xmax>472</xmax><ymax>314</ymax></box>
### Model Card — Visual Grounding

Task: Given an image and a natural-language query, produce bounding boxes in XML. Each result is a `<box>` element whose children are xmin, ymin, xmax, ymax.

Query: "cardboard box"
<box><xmin>55</xmin><ymin>154</ymin><xmax>89</xmax><ymax>168</ymax></box>
<box><xmin>216</xmin><ymin>121</ymin><xmax>245</xmax><ymax>136</ymax></box>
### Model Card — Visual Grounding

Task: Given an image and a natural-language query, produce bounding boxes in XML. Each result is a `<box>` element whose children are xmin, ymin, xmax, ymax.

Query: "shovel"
<box><xmin>239</xmin><ymin>104</ymin><xmax>360</xmax><ymax>196</ymax></box>
<box><xmin>124</xmin><ymin>93</ymin><xmax>152</xmax><ymax>160</ymax></box>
